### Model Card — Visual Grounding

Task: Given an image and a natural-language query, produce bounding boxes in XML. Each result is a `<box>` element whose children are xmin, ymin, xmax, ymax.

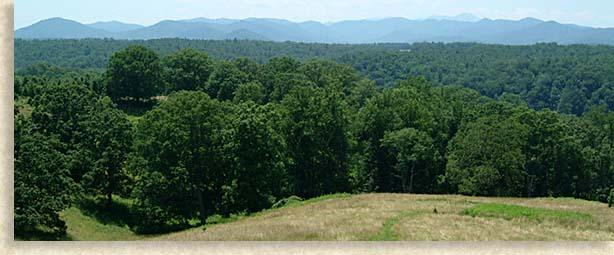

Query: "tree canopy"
<box><xmin>105</xmin><ymin>45</ymin><xmax>162</xmax><ymax>102</ymax></box>
<box><xmin>14</xmin><ymin>43</ymin><xmax>614</xmax><ymax>237</ymax></box>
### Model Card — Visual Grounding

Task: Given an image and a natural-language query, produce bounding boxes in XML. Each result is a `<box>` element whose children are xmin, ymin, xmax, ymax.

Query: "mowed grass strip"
<box><xmin>370</xmin><ymin>214</ymin><xmax>403</xmax><ymax>241</ymax></box>
<box><xmin>60</xmin><ymin>207</ymin><xmax>145</xmax><ymax>241</ymax></box>
<box><xmin>462</xmin><ymin>203</ymin><xmax>593</xmax><ymax>223</ymax></box>
<box><xmin>370</xmin><ymin>210</ymin><xmax>428</xmax><ymax>241</ymax></box>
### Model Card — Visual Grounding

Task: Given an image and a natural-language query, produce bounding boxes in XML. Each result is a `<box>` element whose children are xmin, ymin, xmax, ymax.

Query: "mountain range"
<box><xmin>15</xmin><ymin>15</ymin><xmax>614</xmax><ymax>45</ymax></box>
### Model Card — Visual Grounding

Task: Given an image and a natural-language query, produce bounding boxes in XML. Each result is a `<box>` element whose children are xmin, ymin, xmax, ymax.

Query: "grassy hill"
<box><xmin>51</xmin><ymin>193</ymin><xmax>614</xmax><ymax>241</ymax></box>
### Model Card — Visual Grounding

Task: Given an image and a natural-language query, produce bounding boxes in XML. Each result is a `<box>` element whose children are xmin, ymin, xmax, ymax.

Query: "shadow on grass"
<box><xmin>15</xmin><ymin>228</ymin><xmax>74</xmax><ymax>241</ymax></box>
<box><xmin>78</xmin><ymin>195</ymin><xmax>195</xmax><ymax>235</ymax></box>
<box><xmin>78</xmin><ymin>196</ymin><xmax>137</xmax><ymax>228</ymax></box>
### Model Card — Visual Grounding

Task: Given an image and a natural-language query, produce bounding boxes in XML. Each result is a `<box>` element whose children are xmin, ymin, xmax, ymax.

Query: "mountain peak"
<box><xmin>38</xmin><ymin>17</ymin><xmax>80</xmax><ymax>24</ymax></box>
<box><xmin>518</xmin><ymin>17</ymin><xmax>544</xmax><ymax>25</ymax></box>
<box><xmin>428</xmin><ymin>13</ymin><xmax>481</xmax><ymax>22</ymax></box>
<box><xmin>16</xmin><ymin>17</ymin><xmax>111</xmax><ymax>39</ymax></box>
<box><xmin>87</xmin><ymin>21</ymin><xmax>144</xmax><ymax>33</ymax></box>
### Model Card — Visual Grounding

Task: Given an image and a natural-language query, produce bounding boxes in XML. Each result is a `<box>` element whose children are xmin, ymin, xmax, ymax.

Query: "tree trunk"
<box><xmin>107</xmin><ymin>191</ymin><xmax>113</xmax><ymax>208</ymax></box>
<box><xmin>196</xmin><ymin>188</ymin><xmax>207</xmax><ymax>226</ymax></box>
<box><xmin>525</xmin><ymin>151</ymin><xmax>531</xmax><ymax>197</ymax></box>
<box><xmin>408</xmin><ymin>164</ymin><xmax>415</xmax><ymax>194</ymax></box>
<box><xmin>400</xmin><ymin>167</ymin><xmax>407</xmax><ymax>193</ymax></box>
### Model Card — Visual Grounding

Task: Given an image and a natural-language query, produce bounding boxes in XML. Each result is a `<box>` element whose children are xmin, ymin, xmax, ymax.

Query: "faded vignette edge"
<box><xmin>0</xmin><ymin>1</ymin><xmax>613</xmax><ymax>254</ymax></box>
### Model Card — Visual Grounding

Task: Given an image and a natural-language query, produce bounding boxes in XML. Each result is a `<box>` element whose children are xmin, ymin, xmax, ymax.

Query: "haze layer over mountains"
<box><xmin>15</xmin><ymin>14</ymin><xmax>614</xmax><ymax>45</ymax></box>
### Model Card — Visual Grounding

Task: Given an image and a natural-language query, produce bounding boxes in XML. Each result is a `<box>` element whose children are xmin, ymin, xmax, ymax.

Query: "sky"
<box><xmin>15</xmin><ymin>0</ymin><xmax>614</xmax><ymax>29</ymax></box>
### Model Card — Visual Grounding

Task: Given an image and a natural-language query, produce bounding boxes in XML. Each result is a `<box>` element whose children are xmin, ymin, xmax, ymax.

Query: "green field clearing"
<box><xmin>30</xmin><ymin>193</ymin><xmax>612</xmax><ymax>241</ymax></box>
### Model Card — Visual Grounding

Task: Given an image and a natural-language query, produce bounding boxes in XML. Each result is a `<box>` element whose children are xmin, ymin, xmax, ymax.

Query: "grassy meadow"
<box><xmin>34</xmin><ymin>193</ymin><xmax>614</xmax><ymax>241</ymax></box>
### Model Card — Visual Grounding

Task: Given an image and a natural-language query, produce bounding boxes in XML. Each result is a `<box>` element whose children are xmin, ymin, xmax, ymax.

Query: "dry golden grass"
<box><xmin>396</xmin><ymin>214</ymin><xmax>614</xmax><ymax>241</ymax></box>
<box><xmin>152</xmin><ymin>194</ymin><xmax>614</xmax><ymax>241</ymax></box>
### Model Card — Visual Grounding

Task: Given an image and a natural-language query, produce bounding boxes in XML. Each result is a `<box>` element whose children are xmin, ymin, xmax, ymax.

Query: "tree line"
<box><xmin>15</xmin><ymin>45</ymin><xmax>614</xmax><ymax>236</ymax></box>
<box><xmin>15</xmin><ymin>39</ymin><xmax>614</xmax><ymax>116</ymax></box>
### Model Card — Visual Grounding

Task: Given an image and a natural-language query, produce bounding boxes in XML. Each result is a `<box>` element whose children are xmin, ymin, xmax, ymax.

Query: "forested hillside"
<box><xmin>15</xmin><ymin>39</ymin><xmax>614</xmax><ymax>115</ymax></box>
<box><xmin>14</xmin><ymin>43</ymin><xmax>614</xmax><ymax>239</ymax></box>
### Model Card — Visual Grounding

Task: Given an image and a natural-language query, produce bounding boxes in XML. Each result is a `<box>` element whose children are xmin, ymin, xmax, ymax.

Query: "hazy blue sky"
<box><xmin>15</xmin><ymin>0</ymin><xmax>614</xmax><ymax>29</ymax></box>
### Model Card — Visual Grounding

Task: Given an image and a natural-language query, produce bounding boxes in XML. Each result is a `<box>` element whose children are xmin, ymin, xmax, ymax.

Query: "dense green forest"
<box><xmin>14</xmin><ymin>41</ymin><xmax>614</xmax><ymax>237</ymax></box>
<box><xmin>15</xmin><ymin>39</ymin><xmax>614</xmax><ymax>115</ymax></box>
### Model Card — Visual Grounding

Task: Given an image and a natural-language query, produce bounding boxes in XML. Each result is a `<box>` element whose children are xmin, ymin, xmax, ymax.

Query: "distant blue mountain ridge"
<box><xmin>14</xmin><ymin>16</ymin><xmax>614</xmax><ymax>45</ymax></box>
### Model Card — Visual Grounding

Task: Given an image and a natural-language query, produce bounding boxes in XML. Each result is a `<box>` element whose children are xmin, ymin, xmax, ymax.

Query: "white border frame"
<box><xmin>1</xmin><ymin>1</ymin><xmax>613</xmax><ymax>254</ymax></box>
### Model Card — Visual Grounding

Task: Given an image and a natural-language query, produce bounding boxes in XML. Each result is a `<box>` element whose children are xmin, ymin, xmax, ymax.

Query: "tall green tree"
<box><xmin>80</xmin><ymin>97</ymin><xmax>133</xmax><ymax>206</ymax></box>
<box><xmin>282</xmin><ymin>86</ymin><xmax>350</xmax><ymax>198</ymax></box>
<box><xmin>226</xmin><ymin>102</ymin><xmax>289</xmax><ymax>212</ymax></box>
<box><xmin>583</xmin><ymin>106</ymin><xmax>614</xmax><ymax>201</ymax></box>
<box><xmin>14</xmin><ymin>115</ymin><xmax>77</xmax><ymax>236</ymax></box>
<box><xmin>131</xmin><ymin>91</ymin><xmax>229</xmax><ymax>232</ymax></box>
<box><xmin>105</xmin><ymin>45</ymin><xmax>162</xmax><ymax>102</ymax></box>
<box><xmin>354</xmin><ymin>80</ymin><xmax>439</xmax><ymax>193</ymax></box>
<box><xmin>205</xmin><ymin>61</ymin><xmax>250</xmax><ymax>101</ymax></box>
<box><xmin>446</xmin><ymin>110</ymin><xmax>528</xmax><ymax>196</ymax></box>
<box><xmin>517</xmin><ymin>109</ymin><xmax>559</xmax><ymax>197</ymax></box>
<box><xmin>30</xmin><ymin>82</ymin><xmax>98</xmax><ymax>181</ymax></box>
<box><xmin>258</xmin><ymin>56</ymin><xmax>302</xmax><ymax>99</ymax></box>
<box><xmin>381</xmin><ymin>128</ymin><xmax>438</xmax><ymax>193</ymax></box>
<box><xmin>162</xmin><ymin>48</ymin><xmax>214</xmax><ymax>93</ymax></box>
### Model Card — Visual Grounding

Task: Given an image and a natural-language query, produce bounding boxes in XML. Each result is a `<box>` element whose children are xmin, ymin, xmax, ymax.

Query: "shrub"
<box><xmin>271</xmin><ymin>196</ymin><xmax>304</xmax><ymax>209</ymax></box>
